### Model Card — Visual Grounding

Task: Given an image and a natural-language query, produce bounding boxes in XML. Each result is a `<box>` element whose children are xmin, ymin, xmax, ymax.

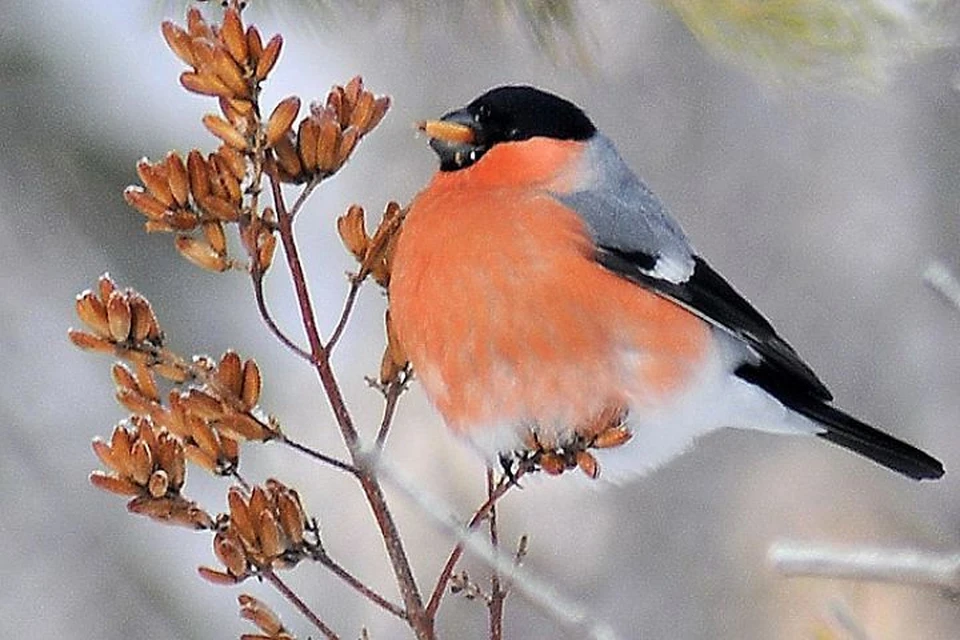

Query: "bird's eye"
<box><xmin>507</xmin><ymin>128</ymin><xmax>520</xmax><ymax>139</ymax></box>
<box><xmin>476</xmin><ymin>104</ymin><xmax>490</xmax><ymax>120</ymax></box>
<box><xmin>469</xmin><ymin>150</ymin><xmax>477</xmax><ymax>161</ymax></box>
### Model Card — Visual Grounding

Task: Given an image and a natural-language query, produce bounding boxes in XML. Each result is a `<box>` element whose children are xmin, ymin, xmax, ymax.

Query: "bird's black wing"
<box><xmin>597</xmin><ymin>247</ymin><xmax>944</xmax><ymax>480</ymax></box>
<box><xmin>597</xmin><ymin>247</ymin><xmax>833</xmax><ymax>401</ymax></box>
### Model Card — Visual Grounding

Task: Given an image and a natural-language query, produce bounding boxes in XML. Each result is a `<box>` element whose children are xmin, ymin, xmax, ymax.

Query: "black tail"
<box><xmin>737</xmin><ymin>364</ymin><xmax>944</xmax><ymax>481</ymax></box>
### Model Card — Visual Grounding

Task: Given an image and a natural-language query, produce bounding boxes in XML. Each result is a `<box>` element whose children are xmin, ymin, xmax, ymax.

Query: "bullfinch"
<box><xmin>389</xmin><ymin>85</ymin><xmax>944</xmax><ymax>482</ymax></box>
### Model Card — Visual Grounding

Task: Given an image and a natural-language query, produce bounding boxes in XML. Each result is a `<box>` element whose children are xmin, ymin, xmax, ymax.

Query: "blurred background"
<box><xmin>2</xmin><ymin>0</ymin><xmax>960</xmax><ymax>638</ymax></box>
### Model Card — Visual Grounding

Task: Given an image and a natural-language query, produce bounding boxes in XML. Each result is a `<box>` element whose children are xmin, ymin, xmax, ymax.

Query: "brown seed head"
<box><xmin>336</xmin><ymin>204</ymin><xmax>369</xmax><ymax>262</ymax></box>
<box><xmin>238</xmin><ymin>594</ymin><xmax>286</xmax><ymax>636</ymax></box>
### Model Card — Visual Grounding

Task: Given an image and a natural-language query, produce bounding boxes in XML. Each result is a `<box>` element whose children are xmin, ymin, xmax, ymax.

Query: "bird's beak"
<box><xmin>415</xmin><ymin>119</ymin><xmax>476</xmax><ymax>145</ymax></box>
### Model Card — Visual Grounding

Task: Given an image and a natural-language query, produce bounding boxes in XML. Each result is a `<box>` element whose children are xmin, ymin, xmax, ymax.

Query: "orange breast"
<box><xmin>389</xmin><ymin>141</ymin><xmax>711</xmax><ymax>438</ymax></box>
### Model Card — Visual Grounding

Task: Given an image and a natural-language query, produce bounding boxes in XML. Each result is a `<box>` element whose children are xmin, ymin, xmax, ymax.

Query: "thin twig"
<box><xmin>379</xmin><ymin>457</ymin><xmax>619</xmax><ymax>640</ymax></box>
<box><xmin>263</xmin><ymin>569</ymin><xmax>341</xmax><ymax>640</ymax></box>
<box><xmin>426</xmin><ymin>473</ymin><xmax>517</xmax><ymax>618</ymax></box>
<box><xmin>313</xmin><ymin>549</ymin><xmax>409</xmax><ymax>620</ymax></box>
<box><xmin>230</xmin><ymin>468</ymin><xmax>252</xmax><ymax>492</ymax></box>
<box><xmin>288</xmin><ymin>174</ymin><xmax>324</xmax><ymax>221</ymax></box>
<box><xmin>376</xmin><ymin>376</ymin><xmax>407</xmax><ymax>448</ymax></box>
<box><xmin>279</xmin><ymin>434</ymin><xmax>360</xmax><ymax>475</ymax></box>
<box><xmin>487</xmin><ymin>468</ymin><xmax>506</xmax><ymax>640</ymax></box>
<box><xmin>251</xmin><ymin>270</ymin><xmax>316</xmax><ymax>363</ymax></box>
<box><xmin>268</xmin><ymin>170</ymin><xmax>433</xmax><ymax>639</ymax></box>
<box><xmin>769</xmin><ymin>540</ymin><xmax>960</xmax><ymax>592</ymax></box>
<box><xmin>326</xmin><ymin>276</ymin><xmax>362</xmax><ymax>352</ymax></box>
<box><xmin>827</xmin><ymin>599</ymin><xmax>875</xmax><ymax>640</ymax></box>
<box><xmin>924</xmin><ymin>261</ymin><xmax>960</xmax><ymax>314</ymax></box>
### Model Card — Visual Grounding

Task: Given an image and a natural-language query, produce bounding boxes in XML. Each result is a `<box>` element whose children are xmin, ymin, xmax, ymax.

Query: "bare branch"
<box><xmin>263</xmin><ymin>569</ymin><xmax>341</xmax><ymax>640</ymax></box>
<box><xmin>826</xmin><ymin>599</ymin><xmax>875</xmax><ymax>640</ymax></box>
<box><xmin>326</xmin><ymin>276</ymin><xmax>362</xmax><ymax>352</ymax></box>
<box><xmin>377</xmin><ymin>457</ymin><xmax>621</xmax><ymax>640</ymax></box>
<box><xmin>487</xmin><ymin>468</ymin><xmax>506</xmax><ymax>640</ymax></box>
<box><xmin>251</xmin><ymin>270</ymin><xmax>317</xmax><ymax>363</ymax></box>
<box><xmin>427</xmin><ymin>473</ymin><xmax>516</xmax><ymax>618</ymax></box>
<box><xmin>768</xmin><ymin>540</ymin><xmax>960</xmax><ymax>592</ymax></box>
<box><xmin>268</xmin><ymin>169</ymin><xmax>433</xmax><ymax>638</ymax></box>
<box><xmin>310</xmin><ymin>544</ymin><xmax>408</xmax><ymax>620</ymax></box>
<box><xmin>375</xmin><ymin>376</ymin><xmax>407</xmax><ymax>449</ymax></box>
<box><xmin>278</xmin><ymin>434</ymin><xmax>359</xmax><ymax>476</ymax></box>
<box><xmin>924</xmin><ymin>261</ymin><xmax>960</xmax><ymax>314</ymax></box>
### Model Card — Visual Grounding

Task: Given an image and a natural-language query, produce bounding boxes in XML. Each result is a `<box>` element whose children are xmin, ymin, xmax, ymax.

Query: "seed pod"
<box><xmin>148</xmin><ymin>469</ymin><xmax>170</xmax><ymax>498</ymax></box>
<box><xmin>89</xmin><ymin>471</ymin><xmax>142</xmax><ymax>497</ymax></box>
<box><xmin>257</xmin><ymin>232</ymin><xmax>277</xmax><ymax>271</ymax></box>
<box><xmin>129</xmin><ymin>293</ymin><xmax>162</xmax><ymax>344</ymax></box>
<box><xmin>217</xmin><ymin>351</ymin><xmax>243</xmax><ymax>398</ymax></box>
<box><xmin>335</xmin><ymin>127</ymin><xmax>359</xmax><ymax>168</ymax></box>
<box><xmin>180</xmin><ymin>71</ymin><xmax>233</xmax><ymax>98</ymax></box>
<box><xmin>124</xmin><ymin>186</ymin><xmax>170</xmax><ymax>220</ymax></box>
<box><xmin>221</xmin><ymin>8</ymin><xmax>248</xmax><ymax>65</ymax></box>
<box><xmin>336</xmin><ymin>204</ymin><xmax>369</xmax><ymax>261</ymax></box>
<box><xmin>75</xmin><ymin>290</ymin><xmax>111</xmax><ymax>338</ymax></box>
<box><xmin>161</xmin><ymin>21</ymin><xmax>195</xmax><ymax>66</ymax></box>
<box><xmin>246</xmin><ymin>26</ymin><xmax>264</xmax><ymax>62</ymax></box>
<box><xmin>315</xmin><ymin>118</ymin><xmax>341</xmax><ymax>173</ymax></box>
<box><xmin>136</xmin><ymin>159</ymin><xmax>175</xmax><ymax>207</ymax></box>
<box><xmin>255</xmin><ymin>34</ymin><xmax>282</xmax><ymax>81</ymax></box>
<box><xmin>228</xmin><ymin>487</ymin><xmax>257</xmax><ymax>546</ymax></box>
<box><xmin>198</xmin><ymin>566</ymin><xmax>239</xmax><ymax>585</ymax></box>
<box><xmin>129</xmin><ymin>440</ymin><xmax>154</xmax><ymax>486</ymax></box>
<box><xmin>217</xmin><ymin>413</ymin><xmax>269</xmax><ymax>441</ymax></box>
<box><xmin>203</xmin><ymin>114</ymin><xmax>249</xmax><ymax>151</ymax></box>
<box><xmin>238</xmin><ymin>594</ymin><xmax>284</xmax><ymax>636</ymax></box>
<box><xmin>181</xmin><ymin>389</ymin><xmax>225</xmax><ymax>420</ymax></box>
<box><xmin>297</xmin><ymin>117</ymin><xmax>320</xmax><ymax>171</ymax></box>
<box><xmin>211</xmin><ymin>46</ymin><xmax>249</xmax><ymax>98</ymax></box>
<box><xmin>241</xmin><ymin>359</ymin><xmax>261</xmax><ymax>410</ymax></box>
<box><xmin>276</xmin><ymin>491</ymin><xmax>305</xmax><ymax>546</ymax></box>
<box><xmin>539</xmin><ymin>452</ymin><xmax>566</xmax><ymax>475</ymax></box>
<box><xmin>576</xmin><ymin>451</ymin><xmax>600</xmax><ymax>479</ymax></box>
<box><xmin>592</xmin><ymin>426</ymin><xmax>632</xmax><ymax>449</ymax></box>
<box><xmin>106</xmin><ymin>291</ymin><xmax>133</xmax><ymax>343</ymax></box>
<box><xmin>166</xmin><ymin>152</ymin><xmax>190</xmax><ymax>207</ymax></box>
<box><xmin>265</xmin><ymin>96</ymin><xmax>301</xmax><ymax>148</ymax></box>
<box><xmin>273</xmin><ymin>132</ymin><xmax>302</xmax><ymax>179</ymax></box>
<box><xmin>175</xmin><ymin>235</ymin><xmax>229</xmax><ymax>272</ymax></box>
<box><xmin>187</xmin><ymin>150</ymin><xmax>211</xmax><ymax>199</ymax></box>
<box><xmin>214</xmin><ymin>530</ymin><xmax>249</xmax><ymax>577</ymax></box>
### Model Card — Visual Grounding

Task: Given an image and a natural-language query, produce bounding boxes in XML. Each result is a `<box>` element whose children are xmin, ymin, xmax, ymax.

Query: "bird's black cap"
<box><xmin>423</xmin><ymin>86</ymin><xmax>597</xmax><ymax>171</ymax></box>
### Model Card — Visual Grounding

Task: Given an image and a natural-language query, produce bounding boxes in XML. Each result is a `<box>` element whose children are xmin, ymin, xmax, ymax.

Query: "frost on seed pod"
<box><xmin>70</xmin><ymin>275</ymin><xmax>165</xmax><ymax>357</ymax></box>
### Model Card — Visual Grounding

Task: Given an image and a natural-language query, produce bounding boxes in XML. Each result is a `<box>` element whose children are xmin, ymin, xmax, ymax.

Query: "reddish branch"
<box><xmin>426</xmin><ymin>473</ymin><xmax>519</xmax><ymax>618</ymax></box>
<box><xmin>264</xmin><ymin>569</ymin><xmax>341</xmax><ymax>640</ymax></box>
<box><xmin>487</xmin><ymin>469</ymin><xmax>507</xmax><ymax>640</ymax></box>
<box><xmin>267</xmin><ymin>170</ymin><xmax>434</xmax><ymax>639</ymax></box>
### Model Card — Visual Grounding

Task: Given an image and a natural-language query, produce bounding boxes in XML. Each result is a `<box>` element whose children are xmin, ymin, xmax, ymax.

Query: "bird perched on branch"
<box><xmin>389</xmin><ymin>85</ymin><xmax>943</xmax><ymax>482</ymax></box>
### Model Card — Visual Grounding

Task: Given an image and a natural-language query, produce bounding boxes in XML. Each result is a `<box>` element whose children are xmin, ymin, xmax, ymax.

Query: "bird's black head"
<box><xmin>419</xmin><ymin>86</ymin><xmax>597</xmax><ymax>172</ymax></box>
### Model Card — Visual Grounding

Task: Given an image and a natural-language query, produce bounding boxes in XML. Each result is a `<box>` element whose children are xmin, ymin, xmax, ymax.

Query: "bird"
<box><xmin>388</xmin><ymin>85</ymin><xmax>944</xmax><ymax>482</ymax></box>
